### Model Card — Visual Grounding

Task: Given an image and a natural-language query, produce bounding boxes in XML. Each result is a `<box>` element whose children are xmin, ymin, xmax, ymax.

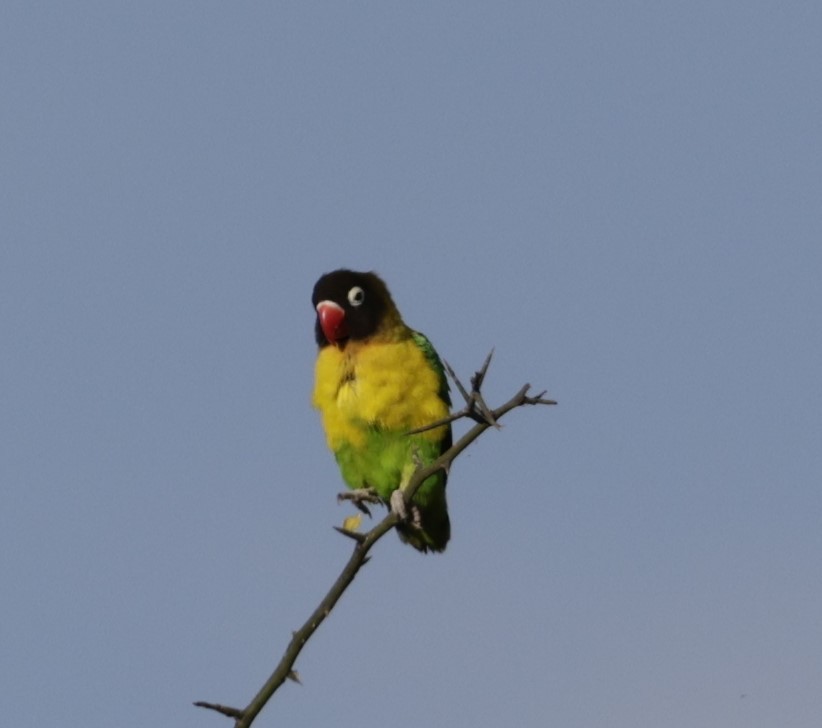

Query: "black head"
<box><xmin>311</xmin><ymin>269</ymin><xmax>397</xmax><ymax>347</ymax></box>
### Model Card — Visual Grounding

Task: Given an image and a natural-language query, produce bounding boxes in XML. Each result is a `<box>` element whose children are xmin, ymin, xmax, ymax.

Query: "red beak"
<box><xmin>317</xmin><ymin>301</ymin><xmax>348</xmax><ymax>343</ymax></box>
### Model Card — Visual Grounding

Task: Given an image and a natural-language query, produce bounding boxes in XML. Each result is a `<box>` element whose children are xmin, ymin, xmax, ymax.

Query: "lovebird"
<box><xmin>311</xmin><ymin>269</ymin><xmax>452</xmax><ymax>552</ymax></box>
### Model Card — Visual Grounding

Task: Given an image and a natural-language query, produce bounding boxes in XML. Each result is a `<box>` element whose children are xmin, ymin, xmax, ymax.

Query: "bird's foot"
<box><xmin>390</xmin><ymin>490</ymin><xmax>423</xmax><ymax>530</ymax></box>
<box><xmin>338</xmin><ymin>487</ymin><xmax>381</xmax><ymax>517</ymax></box>
<box><xmin>389</xmin><ymin>489</ymin><xmax>407</xmax><ymax>521</ymax></box>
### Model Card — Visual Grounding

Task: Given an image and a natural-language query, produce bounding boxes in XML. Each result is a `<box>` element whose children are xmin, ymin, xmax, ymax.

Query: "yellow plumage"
<box><xmin>312</xmin><ymin>337</ymin><xmax>449</xmax><ymax>452</ymax></box>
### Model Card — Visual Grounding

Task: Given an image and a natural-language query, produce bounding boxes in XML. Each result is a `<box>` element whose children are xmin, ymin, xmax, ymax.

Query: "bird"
<box><xmin>311</xmin><ymin>269</ymin><xmax>452</xmax><ymax>552</ymax></box>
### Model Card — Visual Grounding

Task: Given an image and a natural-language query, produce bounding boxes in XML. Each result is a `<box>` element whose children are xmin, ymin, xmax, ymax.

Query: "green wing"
<box><xmin>411</xmin><ymin>330</ymin><xmax>451</xmax><ymax>409</ymax></box>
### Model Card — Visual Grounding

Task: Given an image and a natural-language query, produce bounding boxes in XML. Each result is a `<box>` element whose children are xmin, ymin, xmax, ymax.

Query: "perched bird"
<box><xmin>311</xmin><ymin>269</ymin><xmax>452</xmax><ymax>552</ymax></box>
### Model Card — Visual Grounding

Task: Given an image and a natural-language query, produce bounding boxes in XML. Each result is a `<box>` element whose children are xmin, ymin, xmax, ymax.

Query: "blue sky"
<box><xmin>2</xmin><ymin>3</ymin><xmax>821</xmax><ymax>727</ymax></box>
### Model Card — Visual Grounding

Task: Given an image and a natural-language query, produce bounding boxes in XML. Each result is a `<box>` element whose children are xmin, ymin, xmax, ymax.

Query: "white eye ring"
<box><xmin>347</xmin><ymin>286</ymin><xmax>365</xmax><ymax>307</ymax></box>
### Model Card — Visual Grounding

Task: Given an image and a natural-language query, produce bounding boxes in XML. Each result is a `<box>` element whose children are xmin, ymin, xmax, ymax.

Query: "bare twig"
<box><xmin>195</xmin><ymin>358</ymin><xmax>556</xmax><ymax>728</ymax></box>
<box><xmin>404</xmin><ymin>408</ymin><xmax>467</xmax><ymax>435</ymax></box>
<box><xmin>408</xmin><ymin>349</ymin><xmax>558</xmax><ymax>437</ymax></box>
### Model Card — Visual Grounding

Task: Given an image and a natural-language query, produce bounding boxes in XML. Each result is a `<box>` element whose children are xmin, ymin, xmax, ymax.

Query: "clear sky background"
<box><xmin>2</xmin><ymin>3</ymin><xmax>821</xmax><ymax>727</ymax></box>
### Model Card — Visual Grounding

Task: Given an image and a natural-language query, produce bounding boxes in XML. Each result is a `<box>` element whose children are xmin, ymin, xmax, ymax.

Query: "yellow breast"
<box><xmin>312</xmin><ymin>338</ymin><xmax>448</xmax><ymax>452</ymax></box>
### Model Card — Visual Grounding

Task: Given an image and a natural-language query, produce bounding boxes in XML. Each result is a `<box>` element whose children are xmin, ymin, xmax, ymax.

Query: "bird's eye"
<box><xmin>347</xmin><ymin>286</ymin><xmax>365</xmax><ymax>307</ymax></box>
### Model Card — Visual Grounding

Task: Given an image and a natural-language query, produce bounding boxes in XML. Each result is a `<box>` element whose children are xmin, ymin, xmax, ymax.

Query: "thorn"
<box><xmin>444</xmin><ymin>359</ymin><xmax>472</xmax><ymax>405</ymax></box>
<box><xmin>287</xmin><ymin>670</ymin><xmax>302</xmax><ymax>685</ymax></box>
<box><xmin>193</xmin><ymin>702</ymin><xmax>244</xmax><ymax>719</ymax></box>
<box><xmin>333</xmin><ymin>526</ymin><xmax>366</xmax><ymax>543</ymax></box>
<box><xmin>525</xmin><ymin>388</ymin><xmax>557</xmax><ymax>405</ymax></box>
<box><xmin>471</xmin><ymin>348</ymin><xmax>495</xmax><ymax>391</ymax></box>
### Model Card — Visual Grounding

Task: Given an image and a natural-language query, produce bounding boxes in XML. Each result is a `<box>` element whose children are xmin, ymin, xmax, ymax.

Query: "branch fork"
<box><xmin>195</xmin><ymin>350</ymin><xmax>555</xmax><ymax>727</ymax></box>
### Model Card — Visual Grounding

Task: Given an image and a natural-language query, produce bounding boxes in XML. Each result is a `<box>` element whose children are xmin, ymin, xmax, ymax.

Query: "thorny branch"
<box><xmin>195</xmin><ymin>351</ymin><xmax>556</xmax><ymax>727</ymax></box>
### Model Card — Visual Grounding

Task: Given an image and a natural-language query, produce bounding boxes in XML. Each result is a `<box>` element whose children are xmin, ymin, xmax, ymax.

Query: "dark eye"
<box><xmin>347</xmin><ymin>286</ymin><xmax>365</xmax><ymax>306</ymax></box>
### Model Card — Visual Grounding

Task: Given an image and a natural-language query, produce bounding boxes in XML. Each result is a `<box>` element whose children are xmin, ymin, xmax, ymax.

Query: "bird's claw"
<box><xmin>338</xmin><ymin>487</ymin><xmax>381</xmax><ymax>517</ymax></box>
<box><xmin>390</xmin><ymin>490</ymin><xmax>423</xmax><ymax>531</ymax></box>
